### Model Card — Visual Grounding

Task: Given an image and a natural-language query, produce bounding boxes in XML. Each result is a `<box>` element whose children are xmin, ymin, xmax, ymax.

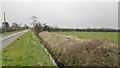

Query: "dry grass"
<box><xmin>39</xmin><ymin>32</ymin><xmax>118</xmax><ymax>66</ymax></box>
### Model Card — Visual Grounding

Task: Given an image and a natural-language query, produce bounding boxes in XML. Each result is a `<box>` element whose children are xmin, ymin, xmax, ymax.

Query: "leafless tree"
<box><xmin>30</xmin><ymin>16</ymin><xmax>38</xmax><ymax>27</ymax></box>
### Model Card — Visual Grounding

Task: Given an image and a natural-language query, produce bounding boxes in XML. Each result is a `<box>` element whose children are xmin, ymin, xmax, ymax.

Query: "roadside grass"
<box><xmin>0</xmin><ymin>52</ymin><xmax>1</xmax><ymax>67</ymax></box>
<box><xmin>2</xmin><ymin>30</ymin><xmax>54</xmax><ymax>66</ymax></box>
<box><xmin>54</xmin><ymin>32</ymin><xmax>118</xmax><ymax>43</ymax></box>
<box><xmin>0</xmin><ymin>30</ymin><xmax>23</xmax><ymax>36</ymax></box>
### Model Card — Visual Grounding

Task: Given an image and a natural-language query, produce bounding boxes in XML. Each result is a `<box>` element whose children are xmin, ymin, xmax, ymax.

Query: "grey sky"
<box><xmin>1</xmin><ymin>2</ymin><xmax>118</xmax><ymax>28</ymax></box>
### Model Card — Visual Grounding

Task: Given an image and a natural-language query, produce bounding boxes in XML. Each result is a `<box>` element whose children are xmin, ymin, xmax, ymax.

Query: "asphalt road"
<box><xmin>0</xmin><ymin>30</ymin><xmax>29</xmax><ymax>50</ymax></box>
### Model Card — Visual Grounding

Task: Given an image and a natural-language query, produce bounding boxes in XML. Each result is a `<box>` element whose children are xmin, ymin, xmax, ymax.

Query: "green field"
<box><xmin>2</xmin><ymin>30</ymin><xmax>54</xmax><ymax>66</ymax></box>
<box><xmin>54</xmin><ymin>32</ymin><xmax>118</xmax><ymax>43</ymax></box>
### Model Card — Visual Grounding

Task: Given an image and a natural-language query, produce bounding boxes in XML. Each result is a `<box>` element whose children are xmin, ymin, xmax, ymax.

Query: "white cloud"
<box><xmin>1</xmin><ymin>2</ymin><xmax>118</xmax><ymax>28</ymax></box>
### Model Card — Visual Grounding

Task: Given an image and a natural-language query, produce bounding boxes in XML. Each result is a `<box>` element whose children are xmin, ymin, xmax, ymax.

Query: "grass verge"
<box><xmin>2</xmin><ymin>30</ymin><xmax>54</xmax><ymax>66</ymax></box>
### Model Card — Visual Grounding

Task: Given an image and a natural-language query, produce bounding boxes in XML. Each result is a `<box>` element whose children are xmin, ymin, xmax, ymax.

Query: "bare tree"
<box><xmin>30</xmin><ymin>16</ymin><xmax>38</xmax><ymax>27</ymax></box>
<box><xmin>30</xmin><ymin>16</ymin><xmax>42</xmax><ymax>33</ymax></box>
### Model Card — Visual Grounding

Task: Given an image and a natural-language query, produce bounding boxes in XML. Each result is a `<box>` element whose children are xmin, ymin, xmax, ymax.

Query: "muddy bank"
<box><xmin>38</xmin><ymin>32</ymin><xmax>118</xmax><ymax>66</ymax></box>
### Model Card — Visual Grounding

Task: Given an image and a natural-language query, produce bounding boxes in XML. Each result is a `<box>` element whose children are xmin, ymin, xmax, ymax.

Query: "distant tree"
<box><xmin>2</xmin><ymin>12</ymin><xmax>11</xmax><ymax>32</ymax></box>
<box><xmin>43</xmin><ymin>23</ymin><xmax>47</xmax><ymax>31</ymax></box>
<box><xmin>11</xmin><ymin>23</ymin><xmax>22</xmax><ymax>31</ymax></box>
<box><xmin>23</xmin><ymin>24</ymin><xmax>29</xmax><ymax>29</ymax></box>
<box><xmin>2</xmin><ymin>22</ymin><xmax>9</xmax><ymax>32</ymax></box>
<box><xmin>30</xmin><ymin>16</ymin><xmax>43</xmax><ymax>33</ymax></box>
<box><xmin>12</xmin><ymin>23</ymin><xmax>18</xmax><ymax>28</ymax></box>
<box><xmin>2</xmin><ymin>22</ymin><xmax>9</xmax><ymax>28</ymax></box>
<box><xmin>30</xmin><ymin>16</ymin><xmax>38</xmax><ymax>27</ymax></box>
<box><xmin>34</xmin><ymin>22</ymin><xmax>42</xmax><ymax>33</ymax></box>
<box><xmin>43</xmin><ymin>23</ymin><xmax>51</xmax><ymax>32</ymax></box>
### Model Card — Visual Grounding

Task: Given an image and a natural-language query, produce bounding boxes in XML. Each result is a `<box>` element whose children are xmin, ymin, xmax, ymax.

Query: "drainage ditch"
<box><xmin>31</xmin><ymin>30</ymin><xmax>65</xmax><ymax>68</ymax></box>
<box><xmin>39</xmin><ymin>37</ymin><xmax>65</xmax><ymax>68</ymax></box>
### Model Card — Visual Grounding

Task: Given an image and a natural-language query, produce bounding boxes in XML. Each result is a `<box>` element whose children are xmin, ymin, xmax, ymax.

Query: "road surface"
<box><xmin>0</xmin><ymin>30</ymin><xmax>29</xmax><ymax>50</ymax></box>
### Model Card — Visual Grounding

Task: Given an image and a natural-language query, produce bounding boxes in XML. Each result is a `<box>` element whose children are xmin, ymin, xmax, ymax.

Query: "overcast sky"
<box><xmin>1</xmin><ymin>1</ymin><xmax>118</xmax><ymax>28</ymax></box>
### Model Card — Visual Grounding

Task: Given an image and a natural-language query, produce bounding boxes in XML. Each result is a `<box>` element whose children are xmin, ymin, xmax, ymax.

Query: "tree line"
<box><xmin>1</xmin><ymin>12</ymin><xmax>29</xmax><ymax>33</ymax></box>
<box><xmin>1</xmin><ymin>22</ymin><xmax>29</xmax><ymax>33</ymax></box>
<box><xmin>47</xmin><ymin>27</ymin><xmax>119</xmax><ymax>32</ymax></box>
<box><xmin>32</xmin><ymin>16</ymin><xmax>119</xmax><ymax>34</ymax></box>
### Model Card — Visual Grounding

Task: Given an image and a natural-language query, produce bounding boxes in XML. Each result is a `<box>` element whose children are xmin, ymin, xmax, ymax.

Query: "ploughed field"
<box><xmin>39</xmin><ymin>32</ymin><xmax>119</xmax><ymax>66</ymax></box>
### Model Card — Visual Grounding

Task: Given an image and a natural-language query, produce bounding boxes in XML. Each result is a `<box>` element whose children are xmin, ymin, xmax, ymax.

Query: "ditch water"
<box><xmin>41</xmin><ymin>43</ymin><xmax>65</xmax><ymax>68</ymax></box>
<box><xmin>41</xmin><ymin>44</ymin><xmax>57</xmax><ymax>66</ymax></box>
